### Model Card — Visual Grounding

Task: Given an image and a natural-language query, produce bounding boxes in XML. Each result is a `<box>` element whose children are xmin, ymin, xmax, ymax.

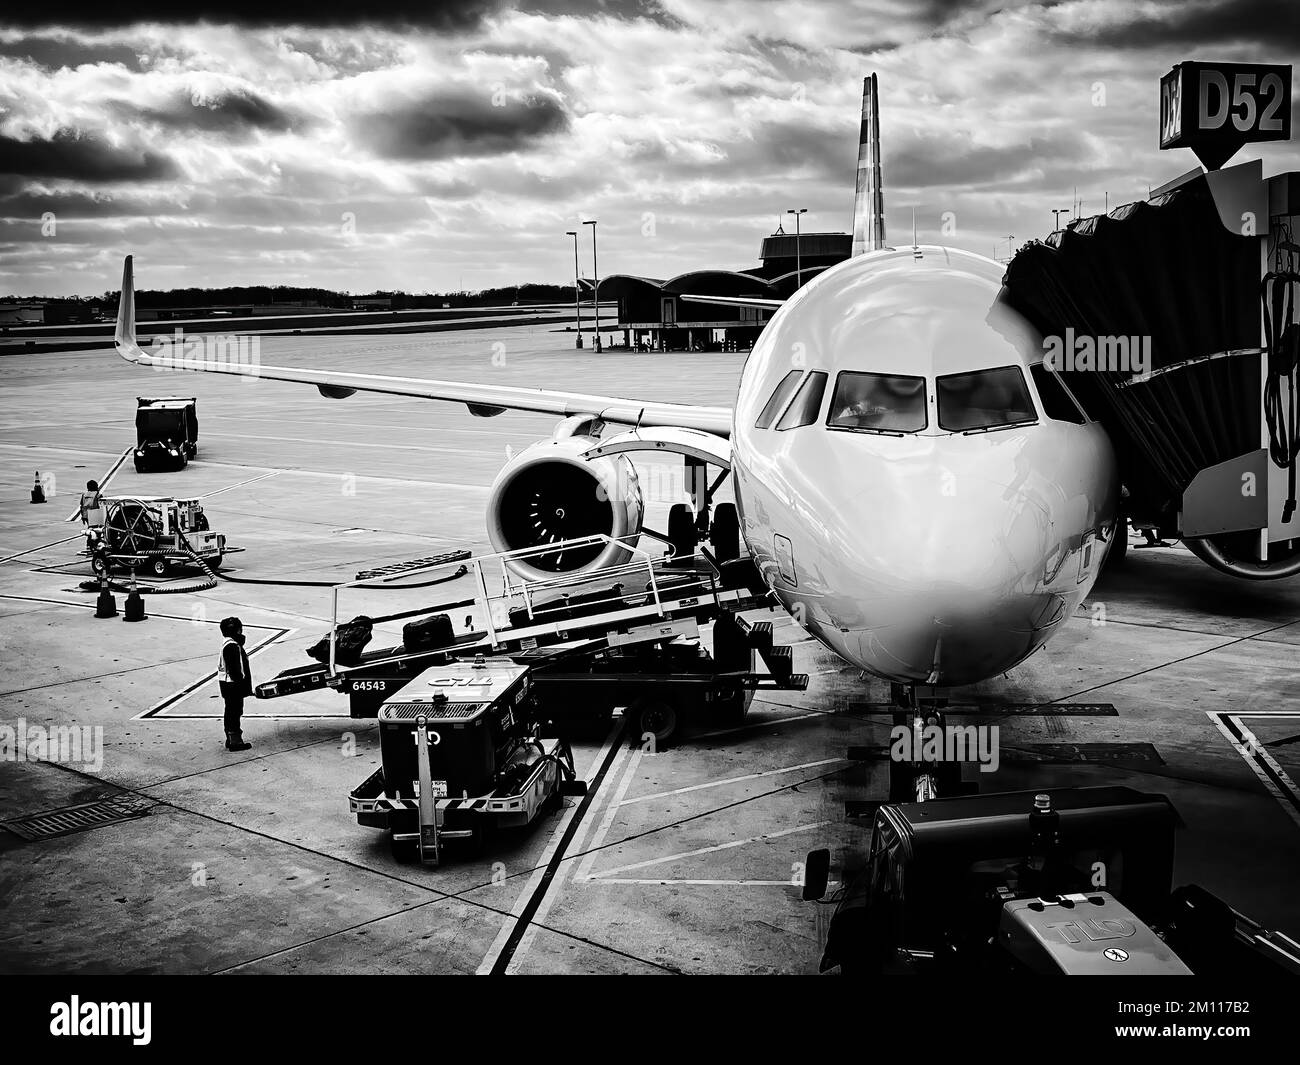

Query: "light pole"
<box><xmin>1051</xmin><ymin>208</ymin><xmax>1070</xmax><ymax>232</ymax></box>
<box><xmin>583</xmin><ymin>219</ymin><xmax>600</xmax><ymax>352</ymax></box>
<box><xmin>565</xmin><ymin>230</ymin><xmax>583</xmax><ymax>348</ymax></box>
<box><xmin>787</xmin><ymin>208</ymin><xmax>807</xmax><ymax>289</ymax></box>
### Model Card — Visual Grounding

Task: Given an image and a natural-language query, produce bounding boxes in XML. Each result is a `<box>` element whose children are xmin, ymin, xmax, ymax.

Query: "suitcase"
<box><xmin>306</xmin><ymin>615</ymin><xmax>374</xmax><ymax>665</ymax></box>
<box><xmin>403</xmin><ymin>613</ymin><xmax>454</xmax><ymax>653</ymax></box>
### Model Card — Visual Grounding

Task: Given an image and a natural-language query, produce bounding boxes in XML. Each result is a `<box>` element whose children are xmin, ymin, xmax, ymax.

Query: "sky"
<box><xmin>1</xmin><ymin>0</ymin><xmax>1297</xmax><ymax>297</ymax></box>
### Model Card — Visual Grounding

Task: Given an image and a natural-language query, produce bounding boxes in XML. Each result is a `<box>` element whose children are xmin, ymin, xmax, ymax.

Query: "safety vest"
<box><xmin>216</xmin><ymin>637</ymin><xmax>242</xmax><ymax>684</ymax></box>
<box><xmin>81</xmin><ymin>492</ymin><xmax>103</xmax><ymax>526</ymax></box>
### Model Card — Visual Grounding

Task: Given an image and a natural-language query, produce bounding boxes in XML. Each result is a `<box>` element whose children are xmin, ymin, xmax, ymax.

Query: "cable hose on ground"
<box><xmin>79</xmin><ymin>529</ymin><xmax>473</xmax><ymax>623</ymax></box>
<box><xmin>1263</xmin><ymin>270</ymin><xmax>1300</xmax><ymax>523</ymax></box>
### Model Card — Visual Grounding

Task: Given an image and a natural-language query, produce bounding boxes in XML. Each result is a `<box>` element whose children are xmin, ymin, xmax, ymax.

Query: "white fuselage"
<box><xmin>729</xmin><ymin>246</ymin><xmax>1118</xmax><ymax>687</ymax></box>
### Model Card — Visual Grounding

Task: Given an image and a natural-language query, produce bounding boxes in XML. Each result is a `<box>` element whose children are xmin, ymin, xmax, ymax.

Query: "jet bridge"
<box><xmin>1001</xmin><ymin>161</ymin><xmax>1300</xmax><ymax>579</ymax></box>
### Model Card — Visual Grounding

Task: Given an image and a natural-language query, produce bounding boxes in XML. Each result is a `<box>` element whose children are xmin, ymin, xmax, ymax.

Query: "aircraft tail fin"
<box><xmin>114</xmin><ymin>255</ymin><xmax>148</xmax><ymax>363</ymax></box>
<box><xmin>851</xmin><ymin>73</ymin><xmax>887</xmax><ymax>256</ymax></box>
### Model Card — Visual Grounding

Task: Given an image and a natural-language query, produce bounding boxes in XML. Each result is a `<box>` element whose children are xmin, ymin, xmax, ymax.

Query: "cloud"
<box><xmin>1052</xmin><ymin>0</ymin><xmax>1300</xmax><ymax>50</ymax></box>
<box><xmin>0</xmin><ymin>35</ymin><xmax>147</xmax><ymax>70</ymax></box>
<box><xmin>1</xmin><ymin>0</ymin><xmax>1298</xmax><ymax>297</ymax></box>
<box><xmin>0</xmin><ymin>187</ymin><xmax>172</xmax><ymax>218</ymax></box>
<box><xmin>0</xmin><ymin>129</ymin><xmax>179</xmax><ymax>181</ymax></box>
<box><xmin>116</xmin><ymin>87</ymin><xmax>305</xmax><ymax>134</ymax></box>
<box><xmin>353</xmin><ymin>92</ymin><xmax>569</xmax><ymax>160</ymax></box>
<box><xmin>4</xmin><ymin>2</ymin><xmax>502</xmax><ymax>30</ymax></box>
<box><xmin>887</xmin><ymin>130</ymin><xmax>1089</xmax><ymax>190</ymax></box>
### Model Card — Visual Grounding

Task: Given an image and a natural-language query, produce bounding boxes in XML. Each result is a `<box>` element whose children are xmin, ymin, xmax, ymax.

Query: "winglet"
<box><xmin>114</xmin><ymin>255</ymin><xmax>149</xmax><ymax>363</ymax></box>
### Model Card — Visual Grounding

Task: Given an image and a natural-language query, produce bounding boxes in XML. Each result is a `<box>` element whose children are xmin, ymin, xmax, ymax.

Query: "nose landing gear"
<box><xmin>886</xmin><ymin>682</ymin><xmax>973</xmax><ymax>803</ymax></box>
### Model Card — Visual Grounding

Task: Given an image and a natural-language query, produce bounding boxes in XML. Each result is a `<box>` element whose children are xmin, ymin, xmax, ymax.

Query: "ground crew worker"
<box><xmin>79</xmin><ymin>480</ymin><xmax>103</xmax><ymax>526</ymax></box>
<box><xmin>217</xmin><ymin>616</ymin><xmax>252</xmax><ymax>751</ymax></box>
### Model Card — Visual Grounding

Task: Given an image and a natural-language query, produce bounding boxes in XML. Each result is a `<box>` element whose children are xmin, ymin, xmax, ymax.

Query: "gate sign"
<box><xmin>1160</xmin><ymin>61</ymin><xmax>1291</xmax><ymax>170</ymax></box>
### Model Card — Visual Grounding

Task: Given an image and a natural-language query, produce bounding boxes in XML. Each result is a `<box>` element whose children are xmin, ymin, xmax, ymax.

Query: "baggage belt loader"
<box><xmin>349</xmin><ymin>656</ymin><xmax>588</xmax><ymax>865</ymax></box>
<box><xmin>260</xmin><ymin>535</ymin><xmax>809</xmax><ymax>742</ymax></box>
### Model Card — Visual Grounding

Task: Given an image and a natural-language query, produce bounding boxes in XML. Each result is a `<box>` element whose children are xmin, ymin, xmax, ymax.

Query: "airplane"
<box><xmin>111</xmin><ymin>244</ymin><xmax>1118</xmax><ymax>691</ymax></box>
<box><xmin>108</xmin><ymin>73</ymin><xmax>1126</xmax><ymax>698</ymax></box>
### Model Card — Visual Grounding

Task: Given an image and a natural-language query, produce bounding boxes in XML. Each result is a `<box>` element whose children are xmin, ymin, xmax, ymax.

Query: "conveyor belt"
<box><xmin>257</xmin><ymin>565</ymin><xmax>767</xmax><ymax>701</ymax></box>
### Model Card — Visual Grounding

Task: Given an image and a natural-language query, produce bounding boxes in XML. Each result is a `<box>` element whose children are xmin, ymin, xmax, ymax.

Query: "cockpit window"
<box><xmin>775</xmin><ymin>371</ymin><xmax>828</xmax><ymax>430</ymax></box>
<box><xmin>1030</xmin><ymin>363</ymin><xmax>1088</xmax><ymax>424</ymax></box>
<box><xmin>936</xmin><ymin>366</ymin><xmax>1037</xmax><ymax>433</ymax></box>
<box><xmin>827</xmin><ymin>372</ymin><xmax>927</xmax><ymax>433</ymax></box>
<box><xmin>755</xmin><ymin>370</ymin><xmax>803</xmax><ymax>429</ymax></box>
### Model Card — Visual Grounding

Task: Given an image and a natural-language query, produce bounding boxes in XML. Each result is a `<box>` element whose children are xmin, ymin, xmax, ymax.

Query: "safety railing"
<box><xmin>328</xmin><ymin>533</ymin><xmax>688</xmax><ymax>675</ymax></box>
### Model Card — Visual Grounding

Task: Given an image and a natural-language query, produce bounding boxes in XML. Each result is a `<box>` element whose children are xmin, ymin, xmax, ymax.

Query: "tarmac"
<box><xmin>1</xmin><ymin>321</ymin><xmax>1299</xmax><ymax>974</ymax></box>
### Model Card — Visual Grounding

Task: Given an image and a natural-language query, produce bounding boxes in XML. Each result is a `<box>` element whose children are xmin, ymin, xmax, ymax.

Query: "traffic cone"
<box><xmin>123</xmin><ymin>571</ymin><xmax>146</xmax><ymax>622</ymax></box>
<box><xmin>30</xmin><ymin>471</ymin><xmax>45</xmax><ymax>504</ymax></box>
<box><xmin>94</xmin><ymin>573</ymin><xmax>118</xmax><ymax>618</ymax></box>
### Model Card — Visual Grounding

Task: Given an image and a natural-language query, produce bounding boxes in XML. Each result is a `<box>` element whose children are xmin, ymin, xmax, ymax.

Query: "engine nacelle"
<box><xmin>487</xmin><ymin>435</ymin><xmax>644</xmax><ymax>582</ymax></box>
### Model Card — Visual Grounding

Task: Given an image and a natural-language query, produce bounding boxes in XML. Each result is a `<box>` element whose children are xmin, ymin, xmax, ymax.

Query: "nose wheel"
<box><xmin>886</xmin><ymin>683</ymin><xmax>971</xmax><ymax>803</ymax></box>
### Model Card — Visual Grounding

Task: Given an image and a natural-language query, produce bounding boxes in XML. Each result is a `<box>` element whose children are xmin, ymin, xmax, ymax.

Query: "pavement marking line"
<box><xmin>555</xmin><ymin>731</ymin><xmax>632</xmax><ymax>879</ymax></box>
<box><xmin>153</xmin><ymin>713</ymin><xmax>352</xmax><ymax>719</ymax></box>
<box><xmin>199</xmin><ymin>429</ymin><xmax>501</xmax><ymax>458</ymax></box>
<box><xmin>1208</xmin><ymin>711</ymin><xmax>1300</xmax><ymax>832</ymax></box>
<box><xmin>197</xmin><ymin>470</ymin><xmax>282</xmax><ymax>500</ymax></box>
<box><xmin>232</xmin><ymin>466</ymin><xmax>490</xmax><ymax>493</ymax></box>
<box><xmin>0</xmin><ymin>443</ymin><xmax>126</xmax><ymax>459</ymax></box>
<box><xmin>503</xmin><ymin>730</ymin><xmax>633</xmax><ymax>975</ymax></box>
<box><xmin>475</xmin><ymin>722</ymin><xmax>624</xmax><ymax>976</ymax></box>
<box><xmin>216</xmin><ymin>414</ymin><xmax>542</xmax><ymax>437</ymax></box>
<box><xmin>0</xmin><ymin>592</ymin><xmax>296</xmax><ymax>630</ymax></box>
<box><xmin>589</xmin><ymin>821</ymin><xmax>832</xmax><ymax>880</ymax></box>
<box><xmin>573</xmin><ymin>742</ymin><xmax>646</xmax><ymax>884</ymax></box>
<box><xmin>0</xmin><ymin>612</ymin><xmax>289</xmax><ymax>710</ymax></box>
<box><xmin>690</xmin><ymin>711</ymin><xmax>825</xmax><ymax>742</ymax></box>
<box><xmin>62</xmin><ymin>446</ymin><xmax>132</xmax><ymax>521</ymax></box>
<box><xmin>591</xmin><ymin>879</ymin><xmax>797</xmax><ymax>887</ymax></box>
<box><xmin>0</xmin><ymin>444</ymin><xmax>490</xmax><ymax>493</ymax></box>
<box><xmin>137</xmin><ymin>626</ymin><xmax>294</xmax><ymax>719</ymax></box>
<box><xmin>619</xmin><ymin>757</ymin><xmax>848</xmax><ymax>807</ymax></box>
<box><xmin>0</xmin><ymin>534</ymin><xmax>83</xmax><ymax>565</ymax></box>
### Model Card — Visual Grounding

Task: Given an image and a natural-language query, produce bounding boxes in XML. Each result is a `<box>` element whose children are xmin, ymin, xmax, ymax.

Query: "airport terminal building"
<box><xmin>601</xmin><ymin>228</ymin><xmax>850</xmax><ymax>351</ymax></box>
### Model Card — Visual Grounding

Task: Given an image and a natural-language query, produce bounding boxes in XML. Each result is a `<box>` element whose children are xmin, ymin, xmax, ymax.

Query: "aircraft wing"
<box><xmin>114</xmin><ymin>257</ymin><xmax>733</xmax><ymax>437</ymax></box>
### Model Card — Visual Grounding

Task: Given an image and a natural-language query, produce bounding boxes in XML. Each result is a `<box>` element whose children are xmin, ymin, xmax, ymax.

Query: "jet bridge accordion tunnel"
<box><xmin>1001</xmin><ymin>164</ymin><xmax>1300</xmax><ymax>579</ymax></box>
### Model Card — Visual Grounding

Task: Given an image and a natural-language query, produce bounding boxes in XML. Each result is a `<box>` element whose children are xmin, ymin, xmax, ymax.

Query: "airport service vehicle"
<box><xmin>83</xmin><ymin>495</ymin><xmax>234</xmax><ymax>578</ymax></box>
<box><xmin>349</xmin><ymin>657</ymin><xmax>588</xmax><ymax>864</ymax></box>
<box><xmin>134</xmin><ymin>397</ymin><xmax>198</xmax><ymax>471</ymax></box>
<box><xmin>802</xmin><ymin>787</ymin><xmax>1300</xmax><ymax>976</ymax></box>
<box><xmin>257</xmin><ymin>536</ymin><xmax>806</xmax><ymax>745</ymax></box>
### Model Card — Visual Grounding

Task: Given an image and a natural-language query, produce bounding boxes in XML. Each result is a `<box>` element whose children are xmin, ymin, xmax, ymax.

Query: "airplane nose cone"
<box><xmin>811</xmin><ymin>467</ymin><xmax>1058</xmax><ymax>685</ymax></box>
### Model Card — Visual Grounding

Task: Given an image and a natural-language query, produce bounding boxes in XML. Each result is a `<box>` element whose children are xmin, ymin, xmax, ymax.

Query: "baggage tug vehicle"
<box><xmin>349</xmin><ymin>656</ymin><xmax>586</xmax><ymax>864</ymax></box>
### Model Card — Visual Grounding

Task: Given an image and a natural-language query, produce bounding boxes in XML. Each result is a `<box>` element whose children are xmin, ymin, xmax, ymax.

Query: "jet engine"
<box><xmin>486</xmin><ymin>433</ymin><xmax>644</xmax><ymax>582</ymax></box>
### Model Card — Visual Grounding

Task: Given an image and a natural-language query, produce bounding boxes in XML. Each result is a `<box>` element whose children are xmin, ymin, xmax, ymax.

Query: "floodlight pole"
<box><xmin>583</xmin><ymin>219</ymin><xmax>600</xmax><ymax>352</ymax></box>
<box><xmin>565</xmin><ymin>230</ymin><xmax>583</xmax><ymax>348</ymax></box>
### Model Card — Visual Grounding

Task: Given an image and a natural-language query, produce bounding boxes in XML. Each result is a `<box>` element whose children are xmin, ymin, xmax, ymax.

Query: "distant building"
<box><xmin>354</xmin><ymin>297</ymin><xmax>393</xmax><ymax>311</ymax></box>
<box><xmin>600</xmin><ymin>228</ymin><xmax>850</xmax><ymax>351</ymax></box>
<box><xmin>137</xmin><ymin>305</ymin><xmax>254</xmax><ymax>321</ymax></box>
<box><xmin>0</xmin><ymin>303</ymin><xmax>45</xmax><ymax>325</ymax></box>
